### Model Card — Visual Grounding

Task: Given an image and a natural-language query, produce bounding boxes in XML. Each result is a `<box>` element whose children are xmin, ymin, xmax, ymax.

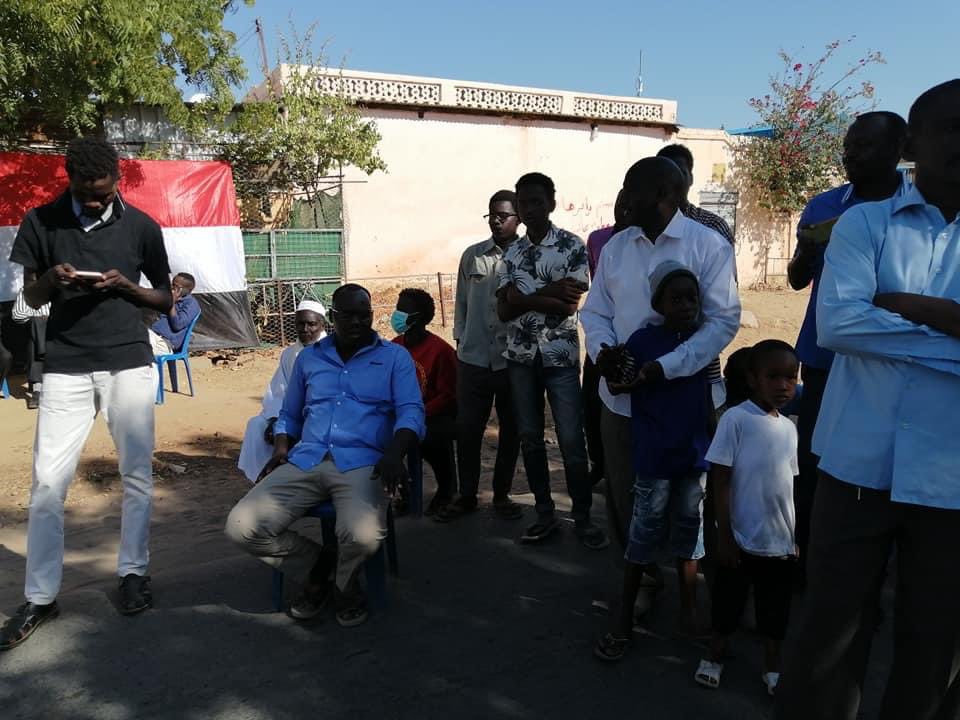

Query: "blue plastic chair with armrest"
<box><xmin>270</xmin><ymin>447</ymin><xmax>423</xmax><ymax>612</ymax></box>
<box><xmin>154</xmin><ymin>311</ymin><xmax>201</xmax><ymax>405</ymax></box>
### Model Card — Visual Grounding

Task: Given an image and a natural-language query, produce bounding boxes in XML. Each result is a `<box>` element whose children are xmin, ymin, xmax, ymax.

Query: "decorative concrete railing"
<box><xmin>266</xmin><ymin>66</ymin><xmax>677</xmax><ymax>126</ymax></box>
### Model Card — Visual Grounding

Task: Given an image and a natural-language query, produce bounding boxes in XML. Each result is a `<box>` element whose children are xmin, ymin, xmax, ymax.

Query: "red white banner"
<box><xmin>0</xmin><ymin>152</ymin><xmax>245</xmax><ymax>300</ymax></box>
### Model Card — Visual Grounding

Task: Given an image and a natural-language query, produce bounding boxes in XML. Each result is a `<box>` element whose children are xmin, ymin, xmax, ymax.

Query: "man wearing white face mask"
<box><xmin>238</xmin><ymin>299</ymin><xmax>327</xmax><ymax>483</ymax></box>
<box><xmin>390</xmin><ymin>288</ymin><xmax>458</xmax><ymax>518</ymax></box>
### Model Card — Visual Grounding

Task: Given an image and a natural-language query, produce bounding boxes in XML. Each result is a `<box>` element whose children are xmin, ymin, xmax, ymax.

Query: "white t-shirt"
<box><xmin>705</xmin><ymin>400</ymin><xmax>799</xmax><ymax>557</ymax></box>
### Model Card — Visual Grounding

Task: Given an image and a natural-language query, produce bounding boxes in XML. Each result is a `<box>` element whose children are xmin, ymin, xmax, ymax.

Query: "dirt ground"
<box><xmin>0</xmin><ymin>288</ymin><xmax>807</xmax><ymax>527</ymax></box>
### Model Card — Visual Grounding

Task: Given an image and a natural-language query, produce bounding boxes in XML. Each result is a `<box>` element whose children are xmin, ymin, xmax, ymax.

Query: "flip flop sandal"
<box><xmin>335</xmin><ymin>605</ymin><xmax>369</xmax><ymax>628</ymax></box>
<box><xmin>593</xmin><ymin>633</ymin><xmax>630</xmax><ymax>662</ymax></box>
<box><xmin>695</xmin><ymin>659</ymin><xmax>723</xmax><ymax>689</ymax></box>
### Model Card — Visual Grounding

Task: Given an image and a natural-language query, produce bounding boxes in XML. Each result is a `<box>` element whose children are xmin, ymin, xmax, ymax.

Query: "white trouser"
<box><xmin>25</xmin><ymin>366</ymin><xmax>156</xmax><ymax>604</ymax></box>
<box><xmin>148</xmin><ymin>329</ymin><xmax>173</xmax><ymax>356</ymax></box>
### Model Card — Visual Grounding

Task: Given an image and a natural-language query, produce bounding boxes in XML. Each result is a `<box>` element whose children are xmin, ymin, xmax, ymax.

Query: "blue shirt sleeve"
<box><xmin>169</xmin><ymin>295</ymin><xmax>200</xmax><ymax>332</ymax></box>
<box><xmin>817</xmin><ymin>207</ymin><xmax>960</xmax><ymax>375</ymax></box>
<box><xmin>275</xmin><ymin>352</ymin><xmax>307</xmax><ymax>440</ymax></box>
<box><xmin>390</xmin><ymin>347</ymin><xmax>426</xmax><ymax>440</ymax></box>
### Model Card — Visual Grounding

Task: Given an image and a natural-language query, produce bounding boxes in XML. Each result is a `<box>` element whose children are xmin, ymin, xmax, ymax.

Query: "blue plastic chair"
<box><xmin>154</xmin><ymin>312</ymin><xmax>201</xmax><ymax>405</ymax></box>
<box><xmin>0</xmin><ymin>377</ymin><xmax>9</xmax><ymax>399</ymax></box>
<box><xmin>271</xmin><ymin>448</ymin><xmax>423</xmax><ymax>613</ymax></box>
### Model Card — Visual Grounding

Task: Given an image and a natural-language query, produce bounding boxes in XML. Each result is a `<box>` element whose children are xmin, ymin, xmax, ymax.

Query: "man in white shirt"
<box><xmin>238</xmin><ymin>300</ymin><xmax>327</xmax><ymax>482</ymax></box>
<box><xmin>581</xmin><ymin>157</ymin><xmax>741</xmax><ymax>551</ymax></box>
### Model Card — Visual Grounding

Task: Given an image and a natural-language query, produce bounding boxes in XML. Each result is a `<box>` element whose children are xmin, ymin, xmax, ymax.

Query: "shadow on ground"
<box><xmin>0</xmin><ymin>431</ymin><xmax>896</xmax><ymax>720</ymax></box>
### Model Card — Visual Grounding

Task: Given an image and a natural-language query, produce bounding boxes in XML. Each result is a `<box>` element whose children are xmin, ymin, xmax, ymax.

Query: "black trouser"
<box><xmin>421</xmin><ymin>414</ymin><xmax>457</xmax><ymax>502</ymax></box>
<box><xmin>581</xmin><ymin>356</ymin><xmax>605</xmax><ymax>482</ymax></box>
<box><xmin>794</xmin><ymin>364</ymin><xmax>829</xmax><ymax>581</ymax></box>
<box><xmin>455</xmin><ymin>361</ymin><xmax>519</xmax><ymax>501</ymax></box>
<box><xmin>712</xmin><ymin>552</ymin><xmax>795</xmax><ymax>641</ymax></box>
<box><xmin>775</xmin><ymin>473</ymin><xmax>960</xmax><ymax>720</ymax></box>
<box><xmin>26</xmin><ymin>317</ymin><xmax>46</xmax><ymax>386</ymax></box>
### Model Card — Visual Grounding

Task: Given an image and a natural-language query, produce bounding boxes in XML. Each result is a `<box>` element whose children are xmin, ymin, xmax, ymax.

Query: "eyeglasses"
<box><xmin>483</xmin><ymin>212</ymin><xmax>518</xmax><ymax>222</ymax></box>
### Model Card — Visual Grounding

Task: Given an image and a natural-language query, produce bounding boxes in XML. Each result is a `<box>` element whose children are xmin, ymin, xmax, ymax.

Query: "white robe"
<box><xmin>237</xmin><ymin>337</ymin><xmax>322</xmax><ymax>482</ymax></box>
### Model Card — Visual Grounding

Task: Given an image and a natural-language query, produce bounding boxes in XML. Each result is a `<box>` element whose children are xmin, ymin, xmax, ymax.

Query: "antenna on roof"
<box><xmin>635</xmin><ymin>51</ymin><xmax>644</xmax><ymax>96</ymax></box>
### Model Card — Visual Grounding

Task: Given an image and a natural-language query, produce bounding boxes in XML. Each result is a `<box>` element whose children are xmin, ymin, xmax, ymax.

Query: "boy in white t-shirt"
<box><xmin>695</xmin><ymin>340</ymin><xmax>800</xmax><ymax>696</ymax></box>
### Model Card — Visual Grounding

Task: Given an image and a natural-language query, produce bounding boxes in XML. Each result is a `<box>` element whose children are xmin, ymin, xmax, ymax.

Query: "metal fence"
<box><xmin>242</xmin><ymin>228</ymin><xmax>344</xmax><ymax>281</ymax></box>
<box><xmin>246</xmin><ymin>273</ymin><xmax>458</xmax><ymax>346</ymax></box>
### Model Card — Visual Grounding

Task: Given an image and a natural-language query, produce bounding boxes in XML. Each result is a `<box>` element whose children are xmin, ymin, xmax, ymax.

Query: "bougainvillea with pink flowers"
<box><xmin>733</xmin><ymin>39</ymin><xmax>885</xmax><ymax>215</ymax></box>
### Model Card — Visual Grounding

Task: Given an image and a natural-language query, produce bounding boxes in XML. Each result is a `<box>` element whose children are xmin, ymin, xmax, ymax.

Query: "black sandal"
<box><xmin>119</xmin><ymin>574</ymin><xmax>152</xmax><ymax>615</ymax></box>
<box><xmin>593</xmin><ymin>633</ymin><xmax>630</xmax><ymax>662</ymax></box>
<box><xmin>0</xmin><ymin>602</ymin><xmax>60</xmax><ymax>650</ymax></box>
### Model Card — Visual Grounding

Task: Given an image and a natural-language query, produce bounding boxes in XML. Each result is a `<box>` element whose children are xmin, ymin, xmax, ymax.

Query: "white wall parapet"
<box><xmin>256</xmin><ymin>66</ymin><xmax>678</xmax><ymax>127</ymax></box>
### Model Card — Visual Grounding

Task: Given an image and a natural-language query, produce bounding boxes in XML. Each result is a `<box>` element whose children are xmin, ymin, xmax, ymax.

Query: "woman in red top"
<box><xmin>391</xmin><ymin>288</ymin><xmax>458</xmax><ymax>517</ymax></box>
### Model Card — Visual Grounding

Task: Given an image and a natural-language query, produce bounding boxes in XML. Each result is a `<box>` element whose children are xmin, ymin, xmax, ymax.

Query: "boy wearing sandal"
<box><xmin>695</xmin><ymin>340</ymin><xmax>800</xmax><ymax>695</ymax></box>
<box><xmin>593</xmin><ymin>262</ymin><xmax>711</xmax><ymax>662</ymax></box>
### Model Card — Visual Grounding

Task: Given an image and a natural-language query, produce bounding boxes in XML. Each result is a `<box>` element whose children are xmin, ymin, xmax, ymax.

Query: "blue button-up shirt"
<box><xmin>793</xmin><ymin>175</ymin><xmax>909</xmax><ymax>370</ymax></box>
<box><xmin>813</xmin><ymin>184</ymin><xmax>960</xmax><ymax>509</ymax></box>
<box><xmin>275</xmin><ymin>334</ymin><xmax>426</xmax><ymax>473</ymax></box>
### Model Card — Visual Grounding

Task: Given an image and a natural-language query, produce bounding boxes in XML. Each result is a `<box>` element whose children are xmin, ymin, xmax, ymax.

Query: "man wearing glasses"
<box><xmin>445</xmin><ymin>190</ymin><xmax>524</xmax><ymax>521</ymax></box>
<box><xmin>225</xmin><ymin>283</ymin><xmax>425</xmax><ymax>627</ymax></box>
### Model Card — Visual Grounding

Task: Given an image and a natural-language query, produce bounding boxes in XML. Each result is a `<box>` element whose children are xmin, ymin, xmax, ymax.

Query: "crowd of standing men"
<box><xmin>2</xmin><ymin>78</ymin><xmax>960</xmax><ymax>720</ymax></box>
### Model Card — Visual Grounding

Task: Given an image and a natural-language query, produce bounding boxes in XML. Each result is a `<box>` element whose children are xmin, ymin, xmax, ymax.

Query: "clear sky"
<box><xmin>222</xmin><ymin>0</ymin><xmax>957</xmax><ymax>129</ymax></box>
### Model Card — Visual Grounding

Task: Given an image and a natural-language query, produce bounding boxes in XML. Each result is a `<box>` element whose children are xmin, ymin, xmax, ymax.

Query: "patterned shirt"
<box><xmin>681</xmin><ymin>203</ymin><xmax>735</xmax><ymax>246</ymax></box>
<box><xmin>496</xmin><ymin>224</ymin><xmax>589</xmax><ymax>368</ymax></box>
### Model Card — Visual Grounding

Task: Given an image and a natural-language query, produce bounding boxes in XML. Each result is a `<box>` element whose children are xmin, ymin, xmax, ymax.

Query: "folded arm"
<box><xmin>874</xmin><ymin>293</ymin><xmax>960</xmax><ymax>339</ymax></box>
<box><xmin>817</xmin><ymin>210</ymin><xmax>960</xmax><ymax>374</ymax></box>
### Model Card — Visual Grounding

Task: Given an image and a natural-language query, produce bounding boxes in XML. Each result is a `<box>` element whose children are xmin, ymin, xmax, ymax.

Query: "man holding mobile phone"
<box><xmin>787</xmin><ymin>112</ymin><xmax>908</xmax><ymax>585</ymax></box>
<box><xmin>1</xmin><ymin>137</ymin><xmax>172</xmax><ymax>651</ymax></box>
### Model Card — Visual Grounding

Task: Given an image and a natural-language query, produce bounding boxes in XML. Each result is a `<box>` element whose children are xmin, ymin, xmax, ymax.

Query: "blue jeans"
<box><xmin>507</xmin><ymin>356</ymin><xmax>592</xmax><ymax>523</ymax></box>
<box><xmin>625</xmin><ymin>473</ymin><xmax>706</xmax><ymax>565</ymax></box>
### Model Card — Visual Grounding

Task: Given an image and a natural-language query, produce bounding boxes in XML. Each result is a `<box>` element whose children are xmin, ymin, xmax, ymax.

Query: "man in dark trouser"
<box><xmin>448</xmin><ymin>190</ymin><xmax>523</xmax><ymax>520</ymax></box>
<box><xmin>775</xmin><ymin>80</ymin><xmax>960</xmax><ymax>720</ymax></box>
<box><xmin>497</xmin><ymin>173</ymin><xmax>607</xmax><ymax>548</ymax></box>
<box><xmin>583</xmin><ymin>191</ymin><xmax>629</xmax><ymax>487</ymax></box>
<box><xmin>786</xmin><ymin>111</ymin><xmax>908</xmax><ymax>582</ymax></box>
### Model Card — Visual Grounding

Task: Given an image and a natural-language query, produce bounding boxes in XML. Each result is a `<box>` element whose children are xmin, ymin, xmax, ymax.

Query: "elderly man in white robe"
<box><xmin>238</xmin><ymin>300</ymin><xmax>327</xmax><ymax>482</ymax></box>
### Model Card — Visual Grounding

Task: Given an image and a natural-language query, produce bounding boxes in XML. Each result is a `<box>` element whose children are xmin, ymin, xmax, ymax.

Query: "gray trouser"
<box><xmin>225</xmin><ymin>457</ymin><xmax>385</xmax><ymax>593</ymax></box>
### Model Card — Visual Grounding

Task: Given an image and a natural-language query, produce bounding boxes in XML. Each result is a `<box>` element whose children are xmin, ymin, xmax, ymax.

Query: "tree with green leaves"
<box><xmin>733</xmin><ymin>39</ymin><xmax>884</xmax><ymax>216</ymax></box>
<box><xmin>217</xmin><ymin>29</ymin><xmax>386</xmax><ymax>227</ymax></box>
<box><xmin>0</xmin><ymin>0</ymin><xmax>252</xmax><ymax>146</ymax></box>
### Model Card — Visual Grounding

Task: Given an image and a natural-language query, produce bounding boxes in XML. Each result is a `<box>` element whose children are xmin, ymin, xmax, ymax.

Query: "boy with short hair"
<box><xmin>593</xmin><ymin>261</ymin><xmax>712</xmax><ymax>661</ymax></box>
<box><xmin>695</xmin><ymin>340</ymin><xmax>800</xmax><ymax>696</ymax></box>
<box><xmin>496</xmin><ymin>172</ymin><xmax>606</xmax><ymax>549</ymax></box>
<box><xmin>391</xmin><ymin>287</ymin><xmax>458</xmax><ymax>516</ymax></box>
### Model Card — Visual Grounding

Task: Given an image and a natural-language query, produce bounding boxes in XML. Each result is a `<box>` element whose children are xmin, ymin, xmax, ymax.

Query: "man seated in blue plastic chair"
<box><xmin>225</xmin><ymin>283</ymin><xmax>425</xmax><ymax>627</ymax></box>
<box><xmin>148</xmin><ymin>272</ymin><xmax>200</xmax><ymax>356</ymax></box>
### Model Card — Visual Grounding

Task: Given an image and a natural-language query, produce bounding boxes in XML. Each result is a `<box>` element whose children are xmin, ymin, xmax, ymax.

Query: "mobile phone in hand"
<box><xmin>73</xmin><ymin>270</ymin><xmax>105</xmax><ymax>280</ymax></box>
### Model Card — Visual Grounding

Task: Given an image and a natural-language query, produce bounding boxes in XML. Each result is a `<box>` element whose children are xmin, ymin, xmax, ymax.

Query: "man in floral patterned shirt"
<box><xmin>496</xmin><ymin>172</ymin><xmax>608</xmax><ymax>549</ymax></box>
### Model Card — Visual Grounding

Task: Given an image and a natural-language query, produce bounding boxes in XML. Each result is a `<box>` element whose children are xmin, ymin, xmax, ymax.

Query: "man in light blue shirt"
<box><xmin>777</xmin><ymin>80</ymin><xmax>960</xmax><ymax>720</ymax></box>
<box><xmin>225</xmin><ymin>284</ymin><xmax>425</xmax><ymax>628</ymax></box>
<box><xmin>786</xmin><ymin>112</ymin><xmax>908</xmax><ymax>583</ymax></box>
